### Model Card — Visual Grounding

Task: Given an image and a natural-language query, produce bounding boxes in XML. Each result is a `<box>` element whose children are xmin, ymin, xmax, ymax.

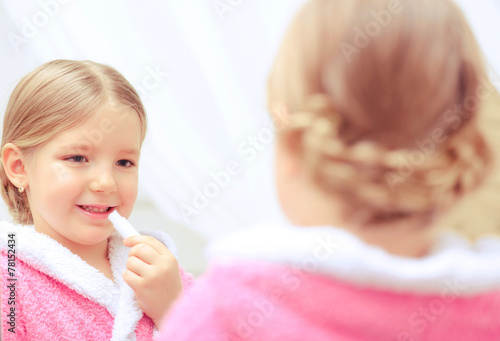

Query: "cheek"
<box><xmin>275</xmin><ymin>159</ymin><xmax>291</xmax><ymax>210</ymax></box>
<box><xmin>29</xmin><ymin>164</ymin><xmax>80</xmax><ymax>201</ymax></box>
<box><xmin>276</xmin><ymin>177</ymin><xmax>292</xmax><ymax>213</ymax></box>
<box><xmin>125</xmin><ymin>184</ymin><xmax>138</xmax><ymax>202</ymax></box>
<box><xmin>34</xmin><ymin>161</ymin><xmax>80</xmax><ymax>186</ymax></box>
<box><xmin>274</xmin><ymin>146</ymin><xmax>289</xmax><ymax>198</ymax></box>
<box><xmin>118</xmin><ymin>176</ymin><xmax>138</xmax><ymax>209</ymax></box>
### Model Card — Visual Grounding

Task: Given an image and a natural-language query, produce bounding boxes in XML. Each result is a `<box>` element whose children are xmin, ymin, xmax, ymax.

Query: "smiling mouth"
<box><xmin>78</xmin><ymin>205</ymin><xmax>114</xmax><ymax>213</ymax></box>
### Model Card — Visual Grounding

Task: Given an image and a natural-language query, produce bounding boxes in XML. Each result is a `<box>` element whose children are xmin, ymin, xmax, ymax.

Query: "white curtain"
<box><xmin>1</xmin><ymin>0</ymin><xmax>499</xmax><ymax>239</ymax></box>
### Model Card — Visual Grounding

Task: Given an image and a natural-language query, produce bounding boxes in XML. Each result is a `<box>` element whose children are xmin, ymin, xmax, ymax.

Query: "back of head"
<box><xmin>1</xmin><ymin>59</ymin><xmax>147</xmax><ymax>225</ymax></box>
<box><xmin>268</xmin><ymin>0</ymin><xmax>495</xmax><ymax>229</ymax></box>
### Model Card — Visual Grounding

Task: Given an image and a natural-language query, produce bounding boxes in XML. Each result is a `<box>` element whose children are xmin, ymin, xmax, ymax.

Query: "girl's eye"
<box><xmin>116</xmin><ymin>159</ymin><xmax>135</xmax><ymax>168</ymax></box>
<box><xmin>66</xmin><ymin>155</ymin><xmax>88</xmax><ymax>163</ymax></box>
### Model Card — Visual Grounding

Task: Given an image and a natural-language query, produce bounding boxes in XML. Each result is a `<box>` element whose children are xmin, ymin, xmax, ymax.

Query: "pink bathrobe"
<box><xmin>160</xmin><ymin>224</ymin><xmax>500</xmax><ymax>340</ymax></box>
<box><xmin>0</xmin><ymin>221</ymin><xmax>194</xmax><ymax>341</ymax></box>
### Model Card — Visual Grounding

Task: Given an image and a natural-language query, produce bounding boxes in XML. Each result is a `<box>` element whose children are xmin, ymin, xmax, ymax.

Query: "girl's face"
<box><xmin>24</xmin><ymin>103</ymin><xmax>142</xmax><ymax>248</ymax></box>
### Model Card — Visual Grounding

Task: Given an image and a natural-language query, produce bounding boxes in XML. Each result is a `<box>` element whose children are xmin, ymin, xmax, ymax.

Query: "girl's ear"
<box><xmin>272</xmin><ymin>102</ymin><xmax>310</xmax><ymax>177</ymax></box>
<box><xmin>275</xmin><ymin>129</ymin><xmax>304</xmax><ymax>177</ymax></box>
<box><xmin>2</xmin><ymin>143</ymin><xmax>28</xmax><ymax>189</ymax></box>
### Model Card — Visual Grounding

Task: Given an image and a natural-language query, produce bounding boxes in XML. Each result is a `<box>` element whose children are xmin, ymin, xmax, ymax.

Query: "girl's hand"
<box><xmin>123</xmin><ymin>235</ymin><xmax>183</xmax><ymax>328</ymax></box>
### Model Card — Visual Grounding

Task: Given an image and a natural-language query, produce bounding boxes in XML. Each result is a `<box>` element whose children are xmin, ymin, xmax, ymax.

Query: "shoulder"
<box><xmin>0</xmin><ymin>220</ymin><xmax>20</xmax><ymax>250</ymax></box>
<box><xmin>158</xmin><ymin>260</ymin><xmax>275</xmax><ymax>341</ymax></box>
<box><xmin>159</xmin><ymin>258</ymin><xmax>500</xmax><ymax>341</ymax></box>
<box><xmin>207</xmin><ymin>223</ymin><xmax>500</xmax><ymax>295</ymax></box>
<box><xmin>1</xmin><ymin>251</ymin><xmax>115</xmax><ymax>339</ymax></box>
<box><xmin>159</xmin><ymin>260</ymin><xmax>323</xmax><ymax>341</ymax></box>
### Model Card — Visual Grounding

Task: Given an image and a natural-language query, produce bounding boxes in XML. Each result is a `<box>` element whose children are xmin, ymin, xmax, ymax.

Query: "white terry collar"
<box><xmin>207</xmin><ymin>223</ymin><xmax>500</xmax><ymax>295</ymax></box>
<box><xmin>0</xmin><ymin>221</ymin><xmax>177</xmax><ymax>341</ymax></box>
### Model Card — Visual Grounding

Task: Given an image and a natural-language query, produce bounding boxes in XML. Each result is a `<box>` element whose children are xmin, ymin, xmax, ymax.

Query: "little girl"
<box><xmin>0</xmin><ymin>60</ymin><xmax>194</xmax><ymax>340</ymax></box>
<box><xmin>159</xmin><ymin>0</ymin><xmax>500</xmax><ymax>340</ymax></box>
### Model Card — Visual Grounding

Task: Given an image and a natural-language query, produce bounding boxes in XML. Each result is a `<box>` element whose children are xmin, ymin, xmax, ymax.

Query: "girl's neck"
<box><xmin>284</xmin><ymin>177</ymin><xmax>435</xmax><ymax>258</ymax></box>
<box><xmin>65</xmin><ymin>239</ymin><xmax>114</xmax><ymax>280</ymax></box>
<box><xmin>34</xmin><ymin>226</ymin><xmax>114</xmax><ymax>280</ymax></box>
<box><xmin>346</xmin><ymin>223</ymin><xmax>434</xmax><ymax>258</ymax></box>
<box><xmin>70</xmin><ymin>240</ymin><xmax>114</xmax><ymax>280</ymax></box>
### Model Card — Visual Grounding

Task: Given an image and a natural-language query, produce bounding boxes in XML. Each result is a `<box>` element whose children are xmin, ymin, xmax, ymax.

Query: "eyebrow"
<box><xmin>120</xmin><ymin>148</ymin><xmax>141</xmax><ymax>157</ymax></box>
<box><xmin>58</xmin><ymin>145</ymin><xmax>140</xmax><ymax>157</ymax></box>
<box><xmin>60</xmin><ymin>144</ymin><xmax>92</xmax><ymax>154</ymax></box>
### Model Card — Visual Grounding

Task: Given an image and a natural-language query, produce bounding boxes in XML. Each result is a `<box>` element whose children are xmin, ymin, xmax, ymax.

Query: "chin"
<box><xmin>77</xmin><ymin>231</ymin><xmax>113</xmax><ymax>246</ymax></box>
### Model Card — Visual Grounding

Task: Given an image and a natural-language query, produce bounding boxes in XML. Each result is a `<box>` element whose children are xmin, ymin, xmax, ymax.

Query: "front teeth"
<box><xmin>81</xmin><ymin>206</ymin><xmax>109</xmax><ymax>213</ymax></box>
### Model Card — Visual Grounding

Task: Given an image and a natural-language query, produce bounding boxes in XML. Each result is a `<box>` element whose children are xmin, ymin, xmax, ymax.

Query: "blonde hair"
<box><xmin>1</xmin><ymin>59</ymin><xmax>147</xmax><ymax>224</ymax></box>
<box><xmin>269</xmin><ymin>0</ymin><xmax>498</xmax><ymax>230</ymax></box>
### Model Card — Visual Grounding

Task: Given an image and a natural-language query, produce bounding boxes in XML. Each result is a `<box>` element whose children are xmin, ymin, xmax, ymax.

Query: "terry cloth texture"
<box><xmin>159</xmin><ymin>224</ymin><xmax>500</xmax><ymax>340</ymax></box>
<box><xmin>0</xmin><ymin>221</ymin><xmax>194</xmax><ymax>341</ymax></box>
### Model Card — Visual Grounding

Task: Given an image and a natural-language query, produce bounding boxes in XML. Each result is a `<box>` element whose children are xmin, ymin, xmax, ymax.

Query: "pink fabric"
<box><xmin>160</xmin><ymin>260</ymin><xmax>500</xmax><ymax>340</ymax></box>
<box><xmin>1</xmin><ymin>250</ymin><xmax>194</xmax><ymax>340</ymax></box>
<box><xmin>178</xmin><ymin>266</ymin><xmax>195</xmax><ymax>294</ymax></box>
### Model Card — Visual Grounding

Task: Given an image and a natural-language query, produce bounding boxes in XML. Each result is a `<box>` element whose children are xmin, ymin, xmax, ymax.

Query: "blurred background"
<box><xmin>1</xmin><ymin>0</ymin><xmax>499</xmax><ymax>276</ymax></box>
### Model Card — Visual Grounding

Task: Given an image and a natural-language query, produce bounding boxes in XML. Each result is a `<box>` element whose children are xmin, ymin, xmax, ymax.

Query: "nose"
<box><xmin>89</xmin><ymin>166</ymin><xmax>117</xmax><ymax>194</ymax></box>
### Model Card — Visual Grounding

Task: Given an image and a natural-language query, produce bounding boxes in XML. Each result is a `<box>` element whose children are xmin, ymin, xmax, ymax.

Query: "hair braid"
<box><xmin>286</xmin><ymin>94</ymin><xmax>492</xmax><ymax>227</ymax></box>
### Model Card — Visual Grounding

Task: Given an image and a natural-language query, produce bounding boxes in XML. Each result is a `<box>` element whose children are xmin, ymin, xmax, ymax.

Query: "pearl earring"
<box><xmin>18</xmin><ymin>186</ymin><xmax>24</xmax><ymax>193</ymax></box>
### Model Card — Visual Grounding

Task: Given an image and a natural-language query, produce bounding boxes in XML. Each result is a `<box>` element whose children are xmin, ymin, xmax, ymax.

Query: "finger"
<box><xmin>123</xmin><ymin>235</ymin><xmax>170</xmax><ymax>255</ymax></box>
<box><xmin>128</xmin><ymin>243</ymin><xmax>165</xmax><ymax>265</ymax></box>
<box><xmin>124</xmin><ymin>235</ymin><xmax>171</xmax><ymax>255</ymax></box>
<box><xmin>122</xmin><ymin>268</ymin><xmax>144</xmax><ymax>289</ymax></box>
<box><xmin>126</xmin><ymin>255</ymin><xmax>152</xmax><ymax>277</ymax></box>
